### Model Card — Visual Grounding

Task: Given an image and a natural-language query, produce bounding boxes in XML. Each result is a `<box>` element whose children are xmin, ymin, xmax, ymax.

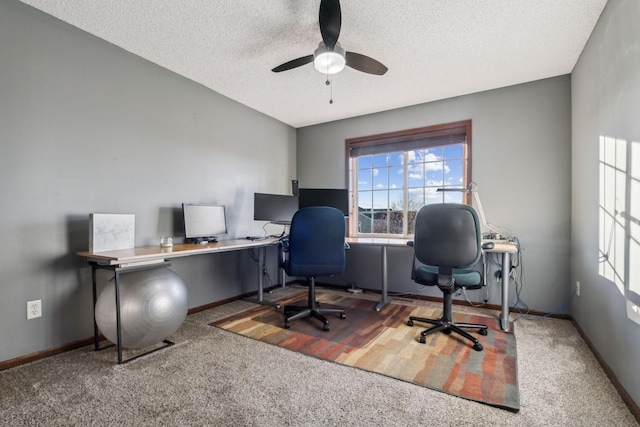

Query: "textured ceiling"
<box><xmin>20</xmin><ymin>0</ymin><xmax>607</xmax><ymax>128</ymax></box>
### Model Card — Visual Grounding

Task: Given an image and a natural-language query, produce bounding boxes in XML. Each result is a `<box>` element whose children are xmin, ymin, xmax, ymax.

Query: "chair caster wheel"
<box><xmin>323</xmin><ymin>323</ymin><xmax>330</xmax><ymax>332</ymax></box>
<box><xmin>419</xmin><ymin>336</ymin><xmax>426</xmax><ymax>344</ymax></box>
<box><xmin>420</xmin><ymin>331</ymin><xmax>427</xmax><ymax>337</ymax></box>
<box><xmin>444</xmin><ymin>329</ymin><xmax>452</xmax><ymax>335</ymax></box>
<box><xmin>407</xmin><ymin>320</ymin><xmax>414</xmax><ymax>327</ymax></box>
<box><xmin>473</xmin><ymin>343</ymin><xmax>483</xmax><ymax>351</ymax></box>
<box><xmin>340</xmin><ymin>313</ymin><xmax>346</xmax><ymax>319</ymax></box>
<box><xmin>478</xmin><ymin>328</ymin><xmax>488</xmax><ymax>336</ymax></box>
<box><xmin>284</xmin><ymin>321</ymin><xmax>291</xmax><ymax>329</ymax></box>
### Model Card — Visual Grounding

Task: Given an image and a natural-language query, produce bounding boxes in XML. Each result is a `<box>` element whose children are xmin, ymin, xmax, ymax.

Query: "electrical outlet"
<box><xmin>27</xmin><ymin>299</ymin><xmax>42</xmax><ymax>319</ymax></box>
<box><xmin>576</xmin><ymin>281</ymin><xmax>581</xmax><ymax>297</ymax></box>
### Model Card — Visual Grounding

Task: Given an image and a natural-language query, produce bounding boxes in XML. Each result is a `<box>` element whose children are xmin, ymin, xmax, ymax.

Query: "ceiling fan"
<box><xmin>271</xmin><ymin>0</ymin><xmax>388</xmax><ymax>76</ymax></box>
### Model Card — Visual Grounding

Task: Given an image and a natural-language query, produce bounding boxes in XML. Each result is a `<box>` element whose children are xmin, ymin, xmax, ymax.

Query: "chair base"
<box><xmin>283</xmin><ymin>278</ymin><xmax>346</xmax><ymax>331</ymax></box>
<box><xmin>407</xmin><ymin>316</ymin><xmax>487</xmax><ymax>351</ymax></box>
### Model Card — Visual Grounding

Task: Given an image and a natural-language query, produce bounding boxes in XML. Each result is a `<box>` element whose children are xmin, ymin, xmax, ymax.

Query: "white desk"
<box><xmin>346</xmin><ymin>237</ymin><xmax>518</xmax><ymax>332</ymax></box>
<box><xmin>77</xmin><ymin>238</ymin><xmax>279</xmax><ymax>363</ymax></box>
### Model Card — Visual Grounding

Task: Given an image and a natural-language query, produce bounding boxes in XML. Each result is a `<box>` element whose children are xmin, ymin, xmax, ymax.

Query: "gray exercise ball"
<box><xmin>95</xmin><ymin>268</ymin><xmax>188</xmax><ymax>349</ymax></box>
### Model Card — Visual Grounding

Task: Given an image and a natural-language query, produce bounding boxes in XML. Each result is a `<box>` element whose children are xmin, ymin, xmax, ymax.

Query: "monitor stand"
<box><xmin>185</xmin><ymin>237</ymin><xmax>218</xmax><ymax>244</ymax></box>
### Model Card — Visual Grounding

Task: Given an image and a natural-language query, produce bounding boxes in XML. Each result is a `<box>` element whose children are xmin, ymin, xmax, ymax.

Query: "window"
<box><xmin>346</xmin><ymin>120</ymin><xmax>471</xmax><ymax>237</ymax></box>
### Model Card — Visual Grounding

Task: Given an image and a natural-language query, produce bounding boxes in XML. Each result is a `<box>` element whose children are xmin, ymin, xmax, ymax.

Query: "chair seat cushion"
<box><xmin>414</xmin><ymin>265</ymin><xmax>482</xmax><ymax>288</ymax></box>
<box><xmin>283</xmin><ymin>260</ymin><xmax>345</xmax><ymax>278</ymax></box>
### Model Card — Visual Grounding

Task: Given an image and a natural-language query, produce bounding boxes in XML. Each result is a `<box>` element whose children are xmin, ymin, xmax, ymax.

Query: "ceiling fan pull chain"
<box><xmin>326</xmin><ymin>75</ymin><xmax>334</xmax><ymax>104</ymax></box>
<box><xmin>325</xmin><ymin>76</ymin><xmax>333</xmax><ymax>104</ymax></box>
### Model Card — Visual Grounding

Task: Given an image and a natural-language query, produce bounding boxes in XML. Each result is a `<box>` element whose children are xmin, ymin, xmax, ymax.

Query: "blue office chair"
<box><xmin>406</xmin><ymin>203</ymin><xmax>488</xmax><ymax>351</ymax></box>
<box><xmin>282</xmin><ymin>206</ymin><xmax>347</xmax><ymax>331</ymax></box>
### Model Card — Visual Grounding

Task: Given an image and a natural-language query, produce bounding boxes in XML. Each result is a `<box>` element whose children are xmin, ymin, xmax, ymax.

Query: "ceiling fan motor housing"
<box><xmin>314</xmin><ymin>42</ymin><xmax>346</xmax><ymax>74</ymax></box>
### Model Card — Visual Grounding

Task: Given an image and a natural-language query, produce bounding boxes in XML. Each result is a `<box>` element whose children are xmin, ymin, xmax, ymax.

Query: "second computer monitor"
<box><xmin>253</xmin><ymin>193</ymin><xmax>299</xmax><ymax>225</ymax></box>
<box><xmin>298</xmin><ymin>188</ymin><xmax>349</xmax><ymax>217</ymax></box>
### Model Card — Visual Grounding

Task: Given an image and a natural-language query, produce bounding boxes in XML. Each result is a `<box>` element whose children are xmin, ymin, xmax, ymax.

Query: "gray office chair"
<box><xmin>406</xmin><ymin>203</ymin><xmax>488</xmax><ymax>351</ymax></box>
<box><xmin>281</xmin><ymin>206</ymin><xmax>347</xmax><ymax>331</ymax></box>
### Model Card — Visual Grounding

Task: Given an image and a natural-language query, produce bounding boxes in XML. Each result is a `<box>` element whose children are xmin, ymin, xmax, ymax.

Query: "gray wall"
<box><xmin>571</xmin><ymin>0</ymin><xmax>640</xmax><ymax>406</ymax></box>
<box><xmin>0</xmin><ymin>0</ymin><xmax>295</xmax><ymax>363</ymax></box>
<box><xmin>297</xmin><ymin>76</ymin><xmax>572</xmax><ymax>312</ymax></box>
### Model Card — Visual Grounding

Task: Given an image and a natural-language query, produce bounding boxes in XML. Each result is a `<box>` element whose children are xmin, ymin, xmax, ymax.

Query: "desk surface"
<box><xmin>77</xmin><ymin>238</ymin><xmax>279</xmax><ymax>266</ymax></box>
<box><xmin>347</xmin><ymin>236</ymin><xmax>517</xmax><ymax>253</ymax></box>
<box><xmin>482</xmin><ymin>240</ymin><xmax>518</xmax><ymax>253</ymax></box>
<box><xmin>346</xmin><ymin>237</ymin><xmax>411</xmax><ymax>247</ymax></box>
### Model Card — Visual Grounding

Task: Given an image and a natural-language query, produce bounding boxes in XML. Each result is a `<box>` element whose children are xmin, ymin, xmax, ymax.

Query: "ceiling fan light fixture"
<box><xmin>314</xmin><ymin>42</ymin><xmax>346</xmax><ymax>74</ymax></box>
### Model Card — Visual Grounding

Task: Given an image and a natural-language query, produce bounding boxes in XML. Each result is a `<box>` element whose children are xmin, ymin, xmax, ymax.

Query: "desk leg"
<box><xmin>114</xmin><ymin>270</ymin><xmax>124</xmax><ymax>364</ymax></box>
<box><xmin>92</xmin><ymin>266</ymin><xmax>100</xmax><ymax>351</ymax></box>
<box><xmin>374</xmin><ymin>246</ymin><xmax>389</xmax><ymax>312</ymax></box>
<box><xmin>243</xmin><ymin>246</ymin><xmax>280</xmax><ymax>309</ymax></box>
<box><xmin>90</xmin><ymin>262</ymin><xmax>174</xmax><ymax>364</ymax></box>
<box><xmin>501</xmin><ymin>251</ymin><xmax>511</xmax><ymax>332</ymax></box>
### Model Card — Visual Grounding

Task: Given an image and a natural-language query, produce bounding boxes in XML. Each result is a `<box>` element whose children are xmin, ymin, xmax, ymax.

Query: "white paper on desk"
<box><xmin>89</xmin><ymin>213</ymin><xmax>135</xmax><ymax>252</ymax></box>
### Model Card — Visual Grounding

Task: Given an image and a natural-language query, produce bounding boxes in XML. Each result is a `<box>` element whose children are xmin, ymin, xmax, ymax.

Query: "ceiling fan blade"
<box><xmin>271</xmin><ymin>55</ymin><xmax>314</xmax><ymax>73</ymax></box>
<box><xmin>319</xmin><ymin>0</ymin><xmax>341</xmax><ymax>50</ymax></box>
<box><xmin>345</xmin><ymin>52</ymin><xmax>388</xmax><ymax>76</ymax></box>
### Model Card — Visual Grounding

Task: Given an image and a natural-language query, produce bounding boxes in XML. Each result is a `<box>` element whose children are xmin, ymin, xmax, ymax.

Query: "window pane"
<box><xmin>425</xmin><ymin>147</ymin><xmax>443</xmax><ymax>161</ymax></box>
<box><xmin>373</xmin><ymin>167</ymin><xmax>389</xmax><ymax>190</ymax></box>
<box><xmin>389</xmin><ymin>165</ymin><xmax>404</xmax><ymax>189</ymax></box>
<box><xmin>408</xmin><ymin>210</ymin><xmax>417</xmax><ymax>235</ymax></box>
<box><xmin>358</xmin><ymin>168</ymin><xmax>372</xmax><ymax>191</ymax></box>
<box><xmin>425</xmin><ymin>166</ymin><xmax>444</xmax><ymax>186</ymax></box>
<box><xmin>408</xmin><ymin>149</ymin><xmax>422</xmax><ymax>163</ymax></box>
<box><xmin>358</xmin><ymin>191</ymin><xmax>372</xmax><ymax>209</ymax></box>
<box><xmin>389</xmin><ymin>188</ymin><xmax>404</xmax><ymax>235</ymax></box>
<box><xmin>444</xmin><ymin>144</ymin><xmax>463</xmax><ymax>159</ymax></box>
<box><xmin>357</xmin><ymin>190</ymin><xmax>372</xmax><ymax>234</ymax></box>
<box><xmin>388</xmin><ymin>210</ymin><xmax>403</xmax><ymax>235</ymax></box>
<box><xmin>408</xmin><ymin>188</ymin><xmax>424</xmax><ymax>210</ymax></box>
<box><xmin>373</xmin><ymin>153</ymin><xmax>389</xmax><ymax>168</ymax></box>
<box><xmin>389</xmin><ymin>189</ymin><xmax>403</xmax><ymax>211</ymax></box>
<box><xmin>444</xmin><ymin>192</ymin><xmax>464</xmax><ymax>203</ymax></box>
<box><xmin>425</xmin><ymin>187</ymin><xmax>442</xmax><ymax>204</ymax></box>
<box><xmin>389</xmin><ymin>152</ymin><xmax>403</xmax><ymax>166</ymax></box>
<box><xmin>357</xmin><ymin>211</ymin><xmax>373</xmax><ymax>234</ymax></box>
<box><xmin>358</xmin><ymin>155</ymin><xmax>373</xmax><ymax>169</ymax></box>
<box><xmin>444</xmin><ymin>159</ymin><xmax>463</xmax><ymax>186</ymax></box>
<box><xmin>408</xmin><ymin>162</ymin><xmax>424</xmax><ymax>188</ymax></box>
<box><xmin>373</xmin><ymin>190</ymin><xmax>388</xmax><ymax>209</ymax></box>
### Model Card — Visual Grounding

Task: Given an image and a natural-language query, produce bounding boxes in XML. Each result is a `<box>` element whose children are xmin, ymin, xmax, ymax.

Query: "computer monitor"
<box><xmin>298</xmin><ymin>188</ymin><xmax>349</xmax><ymax>216</ymax></box>
<box><xmin>253</xmin><ymin>193</ymin><xmax>299</xmax><ymax>225</ymax></box>
<box><xmin>182</xmin><ymin>204</ymin><xmax>227</xmax><ymax>243</ymax></box>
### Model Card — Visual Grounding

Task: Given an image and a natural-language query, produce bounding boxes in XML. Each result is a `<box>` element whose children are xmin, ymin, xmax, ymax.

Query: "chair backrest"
<box><xmin>285</xmin><ymin>206</ymin><xmax>346</xmax><ymax>277</ymax></box>
<box><xmin>413</xmin><ymin>203</ymin><xmax>481</xmax><ymax>269</ymax></box>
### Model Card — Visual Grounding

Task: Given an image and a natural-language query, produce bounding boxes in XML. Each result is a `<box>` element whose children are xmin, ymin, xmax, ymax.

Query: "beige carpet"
<box><xmin>0</xmin><ymin>288</ymin><xmax>637</xmax><ymax>426</ymax></box>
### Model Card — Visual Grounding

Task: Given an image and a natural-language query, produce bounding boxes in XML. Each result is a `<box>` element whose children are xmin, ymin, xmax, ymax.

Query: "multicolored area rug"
<box><xmin>211</xmin><ymin>292</ymin><xmax>519</xmax><ymax>411</ymax></box>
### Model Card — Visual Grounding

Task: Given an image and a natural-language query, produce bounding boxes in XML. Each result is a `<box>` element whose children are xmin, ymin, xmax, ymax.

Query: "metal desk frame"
<box><xmin>79</xmin><ymin>238</ymin><xmax>280</xmax><ymax>364</ymax></box>
<box><xmin>345</xmin><ymin>237</ymin><xmax>518</xmax><ymax>332</ymax></box>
